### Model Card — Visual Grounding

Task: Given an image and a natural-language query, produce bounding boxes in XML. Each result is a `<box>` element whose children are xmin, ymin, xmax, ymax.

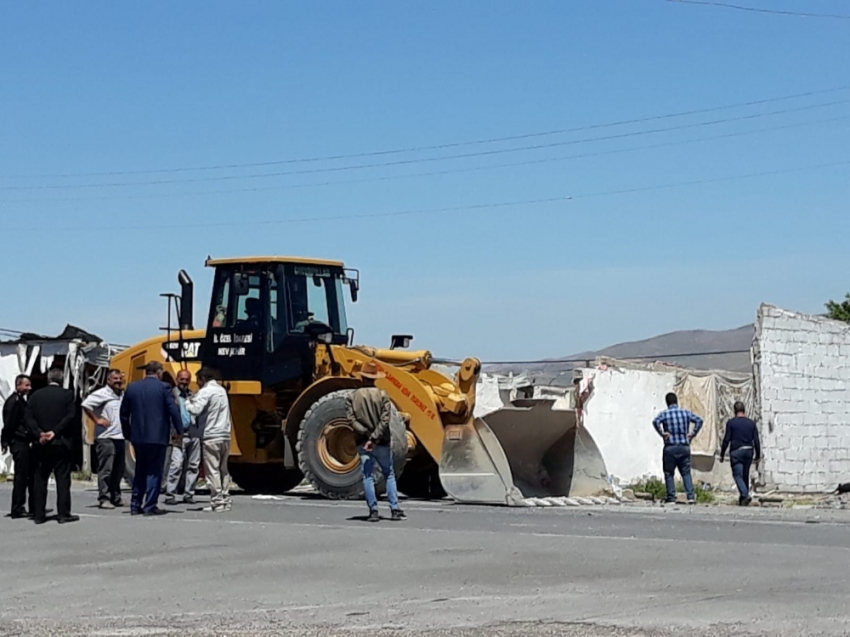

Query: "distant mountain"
<box><xmin>486</xmin><ymin>324</ymin><xmax>754</xmax><ymax>385</ymax></box>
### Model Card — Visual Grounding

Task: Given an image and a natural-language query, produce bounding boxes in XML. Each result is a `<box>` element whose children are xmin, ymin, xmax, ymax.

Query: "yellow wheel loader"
<box><xmin>110</xmin><ymin>256</ymin><xmax>608</xmax><ymax>505</ymax></box>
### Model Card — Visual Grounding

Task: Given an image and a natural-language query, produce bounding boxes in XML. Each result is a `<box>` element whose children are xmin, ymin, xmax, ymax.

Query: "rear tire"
<box><xmin>229</xmin><ymin>463</ymin><xmax>304</xmax><ymax>494</ymax></box>
<box><xmin>297</xmin><ymin>390</ymin><xmax>407</xmax><ymax>500</ymax></box>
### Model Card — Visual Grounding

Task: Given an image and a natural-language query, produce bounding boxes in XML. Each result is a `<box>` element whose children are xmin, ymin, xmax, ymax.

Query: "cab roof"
<box><xmin>205</xmin><ymin>256</ymin><xmax>345</xmax><ymax>268</ymax></box>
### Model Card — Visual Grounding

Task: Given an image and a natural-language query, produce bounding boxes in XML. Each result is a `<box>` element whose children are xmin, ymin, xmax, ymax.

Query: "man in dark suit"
<box><xmin>2</xmin><ymin>374</ymin><xmax>35</xmax><ymax>519</ymax></box>
<box><xmin>120</xmin><ymin>361</ymin><xmax>183</xmax><ymax>516</ymax></box>
<box><xmin>26</xmin><ymin>368</ymin><xmax>79</xmax><ymax>524</ymax></box>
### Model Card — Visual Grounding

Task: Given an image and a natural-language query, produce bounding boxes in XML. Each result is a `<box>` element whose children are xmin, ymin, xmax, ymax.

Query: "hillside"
<box><xmin>487</xmin><ymin>324</ymin><xmax>754</xmax><ymax>385</ymax></box>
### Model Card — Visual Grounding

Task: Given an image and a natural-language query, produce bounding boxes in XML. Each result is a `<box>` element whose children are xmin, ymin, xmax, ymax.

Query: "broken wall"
<box><xmin>579</xmin><ymin>365</ymin><xmax>674</xmax><ymax>485</ymax></box>
<box><xmin>755</xmin><ymin>304</ymin><xmax>850</xmax><ymax>492</ymax></box>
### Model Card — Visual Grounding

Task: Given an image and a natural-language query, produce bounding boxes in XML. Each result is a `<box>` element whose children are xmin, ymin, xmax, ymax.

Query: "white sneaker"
<box><xmin>202</xmin><ymin>505</ymin><xmax>222</xmax><ymax>513</ymax></box>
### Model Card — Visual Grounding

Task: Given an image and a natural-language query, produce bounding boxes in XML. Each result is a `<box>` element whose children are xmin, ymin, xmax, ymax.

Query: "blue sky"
<box><xmin>1</xmin><ymin>1</ymin><xmax>848</xmax><ymax>361</ymax></box>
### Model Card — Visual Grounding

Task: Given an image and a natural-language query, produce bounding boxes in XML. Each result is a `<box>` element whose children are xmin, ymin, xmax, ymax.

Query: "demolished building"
<box><xmin>0</xmin><ymin>326</ymin><xmax>116</xmax><ymax>476</ymax></box>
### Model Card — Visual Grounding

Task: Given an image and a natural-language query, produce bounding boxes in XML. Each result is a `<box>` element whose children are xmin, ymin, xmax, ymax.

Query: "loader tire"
<box><xmin>297</xmin><ymin>390</ymin><xmax>407</xmax><ymax>500</ymax></box>
<box><xmin>228</xmin><ymin>463</ymin><xmax>304</xmax><ymax>495</ymax></box>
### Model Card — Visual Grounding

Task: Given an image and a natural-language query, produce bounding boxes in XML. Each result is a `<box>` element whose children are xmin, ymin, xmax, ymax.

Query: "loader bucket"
<box><xmin>438</xmin><ymin>399</ymin><xmax>608</xmax><ymax>505</ymax></box>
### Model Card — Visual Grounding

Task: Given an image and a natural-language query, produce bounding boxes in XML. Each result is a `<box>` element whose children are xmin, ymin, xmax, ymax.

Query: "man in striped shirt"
<box><xmin>652</xmin><ymin>392</ymin><xmax>704</xmax><ymax>504</ymax></box>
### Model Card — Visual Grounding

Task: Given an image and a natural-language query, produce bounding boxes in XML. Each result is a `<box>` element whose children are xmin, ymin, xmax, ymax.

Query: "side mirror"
<box><xmin>349</xmin><ymin>279</ymin><xmax>359</xmax><ymax>303</ymax></box>
<box><xmin>390</xmin><ymin>334</ymin><xmax>413</xmax><ymax>350</ymax></box>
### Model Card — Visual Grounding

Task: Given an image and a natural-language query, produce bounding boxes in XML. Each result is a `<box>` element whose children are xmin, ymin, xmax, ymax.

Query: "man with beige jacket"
<box><xmin>346</xmin><ymin>360</ymin><xmax>405</xmax><ymax>523</ymax></box>
<box><xmin>186</xmin><ymin>367</ymin><xmax>233</xmax><ymax>513</ymax></box>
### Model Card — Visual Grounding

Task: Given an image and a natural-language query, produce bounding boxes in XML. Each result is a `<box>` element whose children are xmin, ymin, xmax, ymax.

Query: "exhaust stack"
<box><xmin>178</xmin><ymin>270</ymin><xmax>194</xmax><ymax>330</ymax></box>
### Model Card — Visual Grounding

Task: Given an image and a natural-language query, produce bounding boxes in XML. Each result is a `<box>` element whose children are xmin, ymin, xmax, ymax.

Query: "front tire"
<box><xmin>296</xmin><ymin>390</ymin><xmax>407</xmax><ymax>500</ymax></box>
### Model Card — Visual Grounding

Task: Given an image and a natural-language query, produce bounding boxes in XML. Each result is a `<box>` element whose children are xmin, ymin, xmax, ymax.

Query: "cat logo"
<box><xmin>163</xmin><ymin>341</ymin><xmax>201</xmax><ymax>360</ymax></box>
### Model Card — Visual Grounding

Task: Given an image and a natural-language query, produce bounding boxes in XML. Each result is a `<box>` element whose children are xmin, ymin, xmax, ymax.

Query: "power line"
<box><xmin>2</xmin><ymin>85</ymin><xmax>849</xmax><ymax>181</ymax></box>
<box><xmin>481</xmin><ymin>348</ymin><xmax>751</xmax><ymax>366</ymax></box>
<box><xmin>3</xmin><ymin>98</ymin><xmax>847</xmax><ymax>192</ymax></box>
<box><xmin>666</xmin><ymin>0</ymin><xmax>850</xmax><ymax>19</ymax></box>
<box><xmin>3</xmin><ymin>113</ymin><xmax>844</xmax><ymax>205</ymax></box>
<box><xmin>2</xmin><ymin>157</ymin><xmax>847</xmax><ymax>234</ymax></box>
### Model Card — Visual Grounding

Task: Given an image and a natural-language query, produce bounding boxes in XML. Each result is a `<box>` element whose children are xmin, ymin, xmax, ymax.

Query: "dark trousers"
<box><xmin>9</xmin><ymin>439</ymin><xmax>35</xmax><ymax>516</ymax></box>
<box><xmin>730</xmin><ymin>448</ymin><xmax>754</xmax><ymax>500</ymax></box>
<box><xmin>662</xmin><ymin>444</ymin><xmax>695</xmax><ymax>501</ymax></box>
<box><xmin>95</xmin><ymin>439</ymin><xmax>125</xmax><ymax>504</ymax></box>
<box><xmin>32</xmin><ymin>445</ymin><xmax>72</xmax><ymax>521</ymax></box>
<box><xmin>131</xmin><ymin>443</ymin><xmax>166</xmax><ymax>514</ymax></box>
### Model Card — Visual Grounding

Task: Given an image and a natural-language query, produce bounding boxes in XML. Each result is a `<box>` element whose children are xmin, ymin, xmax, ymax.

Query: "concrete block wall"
<box><xmin>580</xmin><ymin>366</ymin><xmax>675</xmax><ymax>485</ymax></box>
<box><xmin>755</xmin><ymin>304</ymin><xmax>850</xmax><ymax>492</ymax></box>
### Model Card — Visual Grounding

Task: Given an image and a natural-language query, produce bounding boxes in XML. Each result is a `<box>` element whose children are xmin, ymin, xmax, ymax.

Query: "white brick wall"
<box><xmin>756</xmin><ymin>304</ymin><xmax>850</xmax><ymax>492</ymax></box>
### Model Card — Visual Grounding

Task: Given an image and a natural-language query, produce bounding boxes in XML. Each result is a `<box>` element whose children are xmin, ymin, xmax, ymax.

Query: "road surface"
<box><xmin>0</xmin><ymin>483</ymin><xmax>847</xmax><ymax>636</ymax></box>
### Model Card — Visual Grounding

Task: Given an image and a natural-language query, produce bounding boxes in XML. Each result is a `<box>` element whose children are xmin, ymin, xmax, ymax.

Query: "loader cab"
<box><xmin>201</xmin><ymin>257</ymin><xmax>356</xmax><ymax>388</ymax></box>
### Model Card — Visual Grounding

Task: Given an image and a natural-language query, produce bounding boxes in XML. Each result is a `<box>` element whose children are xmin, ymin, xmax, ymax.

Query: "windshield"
<box><xmin>283</xmin><ymin>264</ymin><xmax>348</xmax><ymax>335</ymax></box>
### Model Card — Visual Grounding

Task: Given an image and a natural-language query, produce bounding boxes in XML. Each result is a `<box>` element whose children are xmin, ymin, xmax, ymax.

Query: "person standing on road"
<box><xmin>186</xmin><ymin>367</ymin><xmax>232</xmax><ymax>513</ymax></box>
<box><xmin>165</xmin><ymin>369</ymin><xmax>201</xmax><ymax>505</ymax></box>
<box><xmin>26</xmin><ymin>368</ymin><xmax>79</xmax><ymax>524</ymax></box>
<box><xmin>720</xmin><ymin>401</ymin><xmax>761</xmax><ymax>506</ymax></box>
<box><xmin>119</xmin><ymin>361</ymin><xmax>183</xmax><ymax>516</ymax></box>
<box><xmin>2</xmin><ymin>374</ymin><xmax>35</xmax><ymax>519</ymax></box>
<box><xmin>652</xmin><ymin>392</ymin><xmax>704</xmax><ymax>505</ymax></box>
<box><xmin>82</xmin><ymin>369</ymin><xmax>126</xmax><ymax>509</ymax></box>
<box><xmin>347</xmin><ymin>360</ymin><xmax>405</xmax><ymax>523</ymax></box>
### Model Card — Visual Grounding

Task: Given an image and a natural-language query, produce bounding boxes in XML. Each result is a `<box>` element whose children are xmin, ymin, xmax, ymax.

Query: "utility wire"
<box><xmin>2</xmin><ymin>98</ymin><xmax>847</xmax><ymax>192</ymax></box>
<box><xmin>2</xmin><ymin>85</ymin><xmax>849</xmax><ymax>180</ymax></box>
<box><xmin>666</xmin><ymin>0</ymin><xmax>850</xmax><ymax>20</ymax></box>
<box><xmin>2</xmin><ymin>157</ymin><xmax>848</xmax><ymax>234</ymax></box>
<box><xmin>481</xmin><ymin>348</ymin><xmax>751</xmax><ymax>366</ymax></box>
<box><xmin>2</xmin><ymin>113</ymin><xmax>844</xmax><ymax>205</ymax></box>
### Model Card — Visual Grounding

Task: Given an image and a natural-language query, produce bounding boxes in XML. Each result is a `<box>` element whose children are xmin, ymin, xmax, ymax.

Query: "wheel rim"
<box><xmin>318</xmin><ymin>420</ymin><xmax>360</xmax><ymax>474</ymax></box>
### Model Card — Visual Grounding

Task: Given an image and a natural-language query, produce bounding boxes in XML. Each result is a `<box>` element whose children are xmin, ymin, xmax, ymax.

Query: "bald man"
<box><xmin>164</xmin><ymin>369</ymin><xmax>201</xmax><ymax>505</ymax></box>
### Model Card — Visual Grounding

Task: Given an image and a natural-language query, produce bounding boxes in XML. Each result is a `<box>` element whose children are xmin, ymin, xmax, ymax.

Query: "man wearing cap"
<box><xmin>346</xmin><ymin>360</ymin><xmax>405</xmax><ymax>522</ymax></box>
<box><xmin>119</xmin><ymin>361</ymin><xmax>183</xmax><ymax>516</ymax></box>
<box><xmin>720</xmin><ymin>401</ymin><xmax>761</xmax><ymax>506</ymax></box>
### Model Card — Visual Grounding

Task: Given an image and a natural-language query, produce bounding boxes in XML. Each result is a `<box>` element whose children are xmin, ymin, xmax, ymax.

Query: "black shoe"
<box><xmin>183</xmin><ymin>495</ymin><xmax>195</xmax><ymax>504</ymax></box>
<box><xmin>143</xmin><ymin>507</ymin><xmax>167</xmax><ymax>517</ymax></box>
<box><xmin>58</xmin><ymin>515</ymin><xmax>80</xmax><ymax>524</ymax></box>
<box><xmin>28</xmin><ymin>508</ymin><xmax>52</xmax><ymax>520</ymax></box>
<box><xmin>33</xmin><ymin>517</ymin><xmax>47</xmax><ymax>525</ymax></box>
<box><xmin>367</xmin><ymin>509</ymin><xmax>380</xmax><ymax>523</ymax></box>
<box><xmin>10</xmin><ymin>511</ymin><xmax>28</xmax><ymax>520</ymax></box>
<box><xmin>742</xmin><ymin>496</ymin><xmax>753</xmax><ymax>507</ymax></box>
<box><xmin>164</xmin><ymin>495</ymin><xmax>177</xmax><ymax>505</ymax></box>
<box><xmin>390</xmin><ymin>509</ymin><xmax>407</xmax><ymax>521</ymax></box>
<box><xmin>130</xmin><ymin>510</ymin><xmax>142</xmax><ymax>516</ymax></box>
<box><xmin>112</xmin><ymin>500</ymin><xmax>124</xmax><ymax>508</ymax></box>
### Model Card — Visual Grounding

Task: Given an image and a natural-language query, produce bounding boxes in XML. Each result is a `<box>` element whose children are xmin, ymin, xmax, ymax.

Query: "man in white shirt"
<box><xmin>81</xmin><ymin>369</ymin><xmax>126</xmax><ymax>509</ymax></box>
<box><xmin>186</xmin><ymin>367</ymin><xmax>233</xmax><ymax>513</ymax></box>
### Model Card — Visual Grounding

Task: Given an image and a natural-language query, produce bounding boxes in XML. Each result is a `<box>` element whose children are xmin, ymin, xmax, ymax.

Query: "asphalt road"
<box><xmin>1</xmin><ymin>483</ymin><xmax>848</xmax><ymax>637</ymax></box>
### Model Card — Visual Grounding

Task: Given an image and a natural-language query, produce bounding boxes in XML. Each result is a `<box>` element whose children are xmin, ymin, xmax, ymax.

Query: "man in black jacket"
<box><xmin>720</xmin><ymin>401</ymin><xmax>761</xmax><ymax>506</ymax></box>
<box><xmin>26</xmin><ymin>369</ymin><xmax>79</xmax><ymax>524</ymax></box>
<box><xmin>2</xmin><ymin>374</ymin><xmax>34</xmax><ymax>518</ymax></box>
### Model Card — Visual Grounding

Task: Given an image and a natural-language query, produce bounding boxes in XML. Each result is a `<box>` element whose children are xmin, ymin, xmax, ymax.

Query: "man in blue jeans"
<box><xmin>347</xmin><ymin>360</ymin><xmax>406</xmax><ymax>523</ymax></box>
<box><xmin>720</xmin><ymin>401</ymin><xmax>761</xmax><ymax>506</ymax></box>
<box><xmin>652</xmin><ymin>392</ymin><xmax>704</xmax><ymax>504</ymax></box>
